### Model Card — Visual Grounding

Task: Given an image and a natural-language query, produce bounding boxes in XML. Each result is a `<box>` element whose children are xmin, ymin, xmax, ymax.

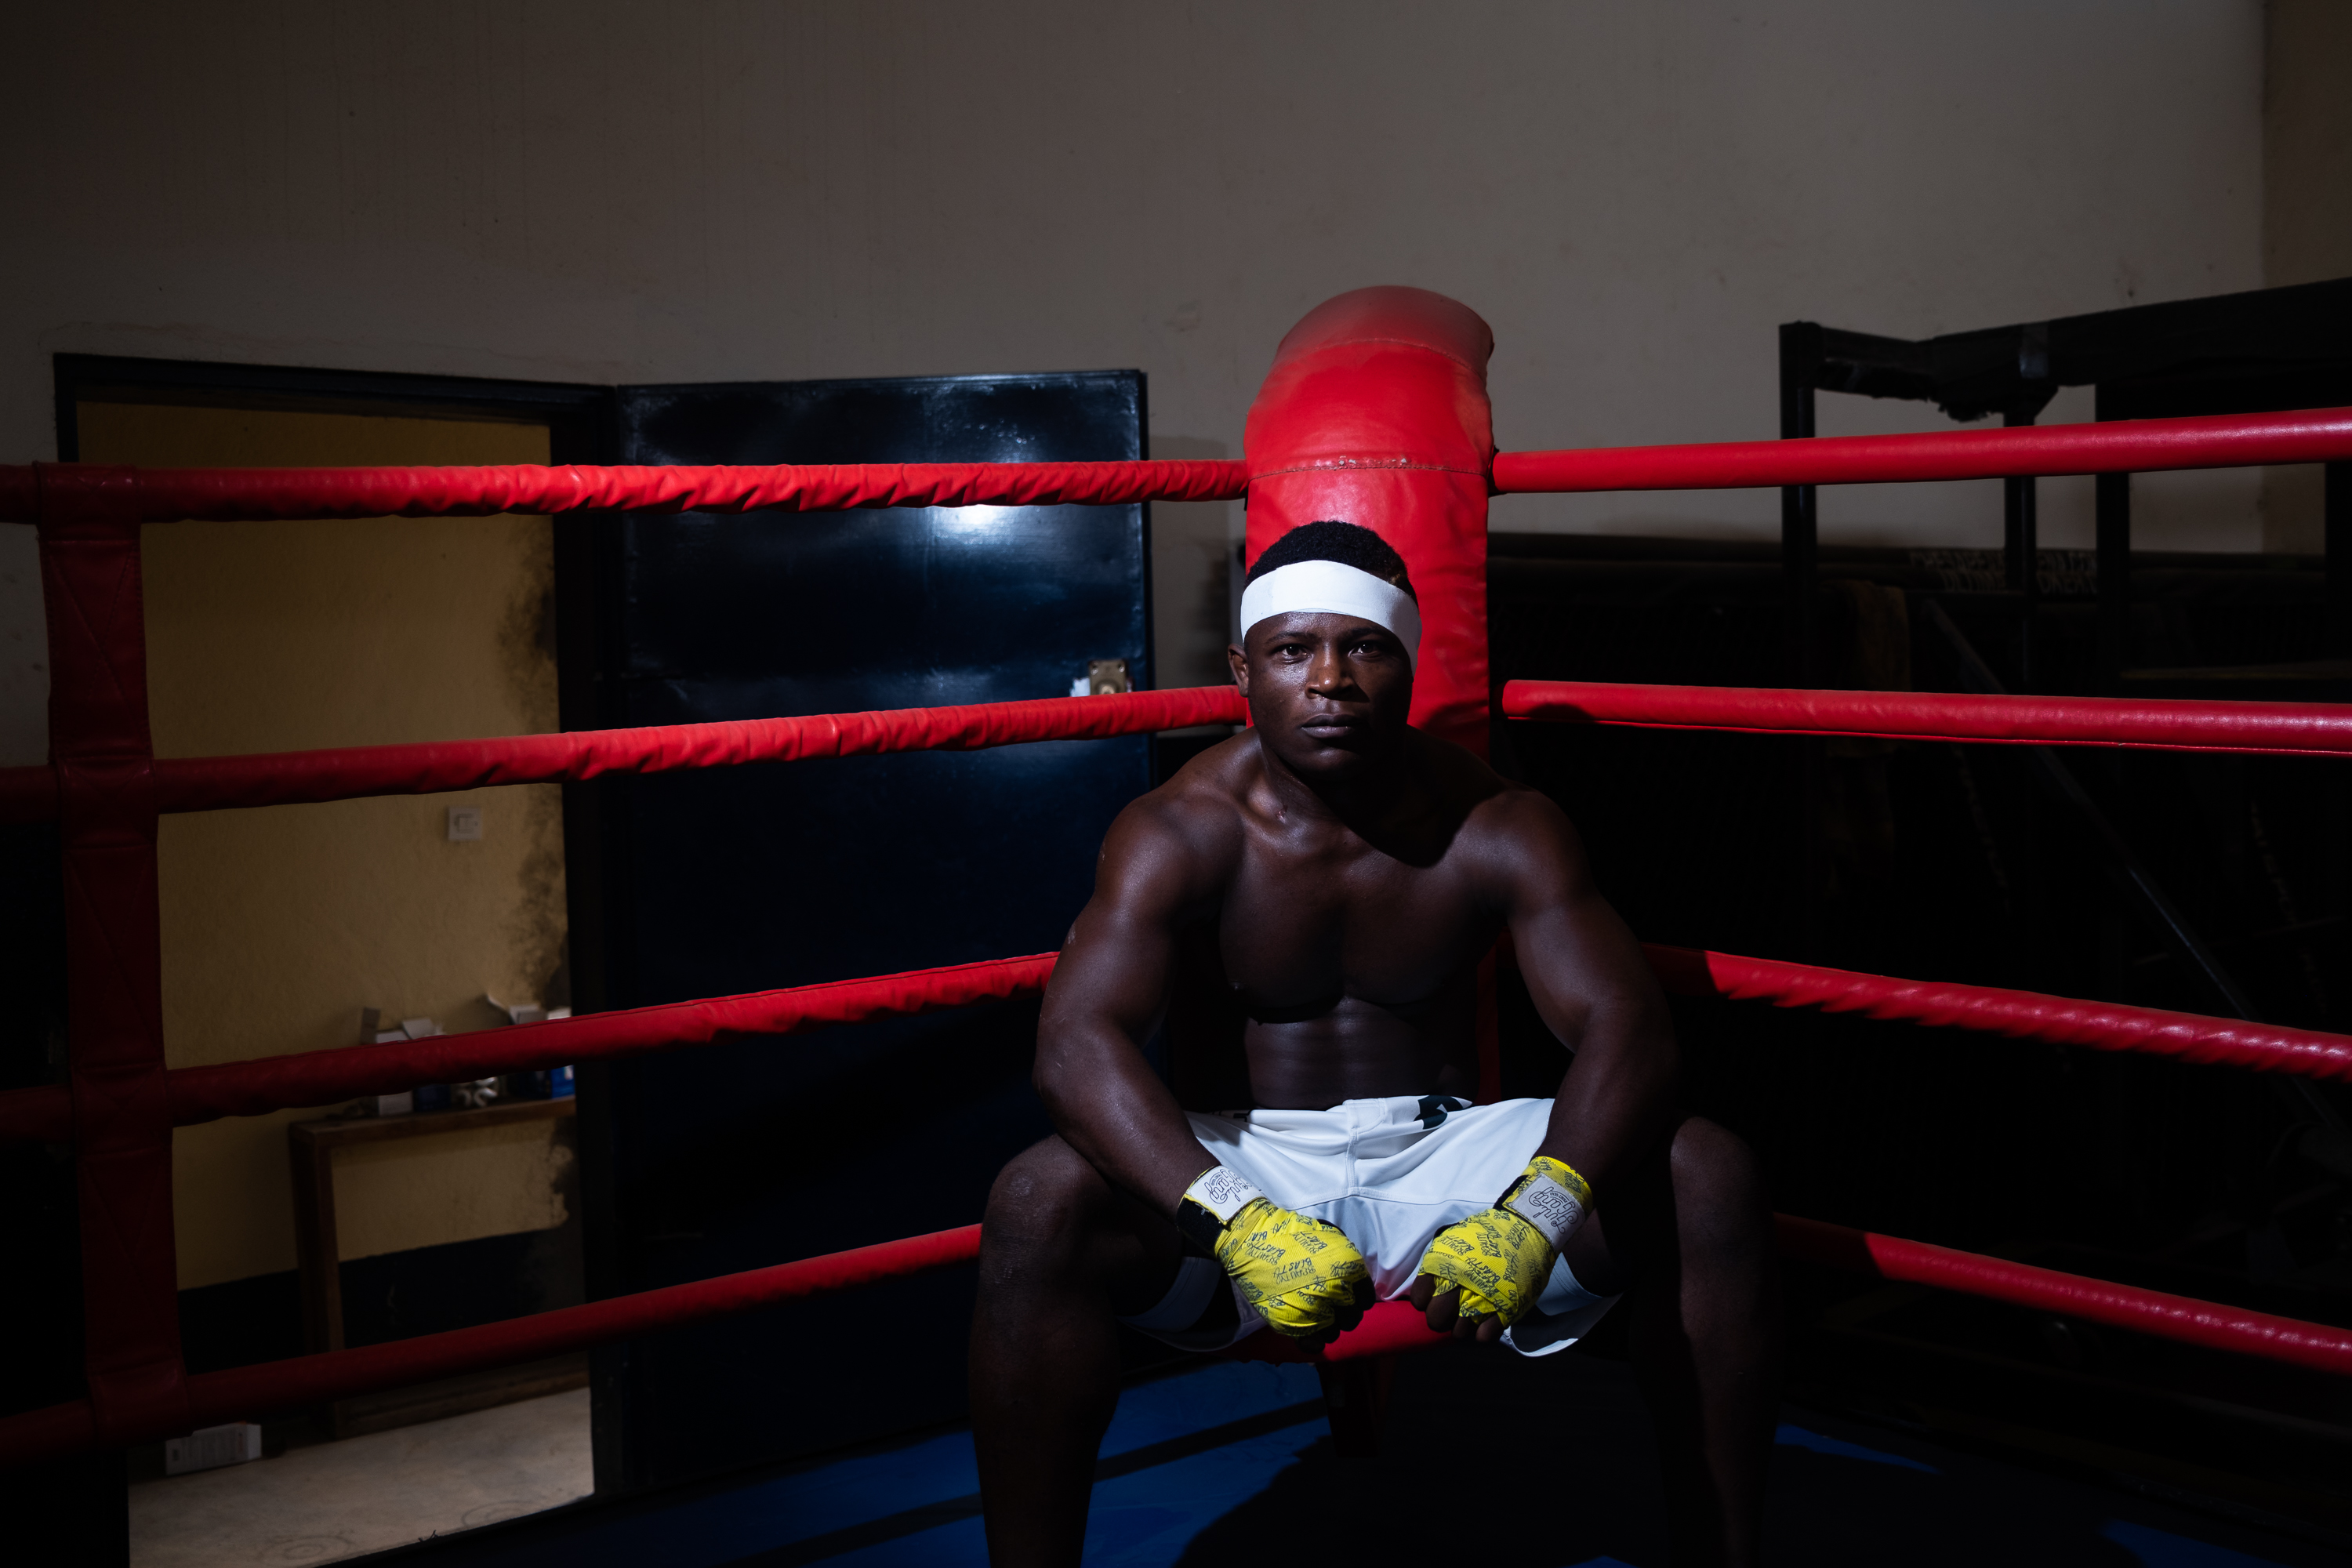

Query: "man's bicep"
<box><xmin>1045</xmin><ymin>801</ymin><xmax>1217</xmax><ymax>1035</ymax></box>
<box><xmin>1497</xmin><ymin>795</ymin><xmax>1664</xmax><ymax>1046</ymax></box>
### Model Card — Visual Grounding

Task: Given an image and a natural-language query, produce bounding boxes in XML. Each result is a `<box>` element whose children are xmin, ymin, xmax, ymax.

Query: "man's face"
<box><xmin>1228</xmin><ymin>612</ymin><xmax>1415</xmax><ymax>781</ymax></box>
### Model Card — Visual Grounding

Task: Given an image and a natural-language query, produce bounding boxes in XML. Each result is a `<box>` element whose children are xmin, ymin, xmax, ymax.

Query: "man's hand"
<box><xmin>1411</xmin><ymin>1156</ymin><xmax>1591</xmax><ymax>1341</ymax></box>
<box><xmin>1180</xmin><ymin>1167</ymin><xmax>1370</xmax><ymax>1345</ymax></box>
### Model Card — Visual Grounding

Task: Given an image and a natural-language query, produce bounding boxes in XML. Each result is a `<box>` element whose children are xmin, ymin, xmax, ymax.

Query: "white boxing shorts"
<box><xmin>1118</xmin><ymin>1094</ymin><xmax>1621</xmax><ymax>1359</ymax></box>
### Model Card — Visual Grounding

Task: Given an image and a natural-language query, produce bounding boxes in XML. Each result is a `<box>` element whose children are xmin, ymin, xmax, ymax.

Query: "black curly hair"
<box><xmin>1243</xmin><ymin>520</ymin><xmax>1417</xmax><ymax>600</ymax></box>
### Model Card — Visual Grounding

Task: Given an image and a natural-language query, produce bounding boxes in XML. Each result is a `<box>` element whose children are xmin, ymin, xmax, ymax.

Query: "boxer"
<box><xmin>971</xmin><ymin>521</ymin><xmax>1780</xmax><ymax>1566</ymax></box>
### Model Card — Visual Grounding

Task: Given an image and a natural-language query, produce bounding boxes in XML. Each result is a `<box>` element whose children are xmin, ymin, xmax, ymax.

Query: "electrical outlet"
<box><xmin>448</xmin><ymin>805</ymin><xmax>484</xmax><ymax>842</ymax></box>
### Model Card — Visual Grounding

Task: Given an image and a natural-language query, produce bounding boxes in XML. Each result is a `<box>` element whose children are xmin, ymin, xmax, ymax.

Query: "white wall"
<box><xmin>0</xmin><ymin>1</ymin><xmax>2266</xmax><ymax>760</ymax></box>
<box><xmin>2260</xmin><ymin>0</ymin><xmax>2352</xmax><ymax>552</ymax></box>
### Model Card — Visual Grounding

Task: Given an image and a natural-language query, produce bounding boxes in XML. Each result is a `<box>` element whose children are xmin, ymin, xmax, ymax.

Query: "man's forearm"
<box><xmin>1034</xmin><ymin>1030</ymin><xmax>1218</xmax><ymax>1217</ymax></box>
<box><xmin>1533</xmin><ymin>1006</ymin><xmax>1680</xmax><ymax>1198</ymax></box>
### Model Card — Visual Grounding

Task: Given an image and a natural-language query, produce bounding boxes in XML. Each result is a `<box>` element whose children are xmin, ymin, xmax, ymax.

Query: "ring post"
<box><xmin>1243</xmin><ymin>287</ymin><xmax>1497</xmax><ymax>757</ymax></box>
<box><xmin>37</xmin><ymin>467</ymin><xmax>190</xmax><ymax>1444</ymax></box>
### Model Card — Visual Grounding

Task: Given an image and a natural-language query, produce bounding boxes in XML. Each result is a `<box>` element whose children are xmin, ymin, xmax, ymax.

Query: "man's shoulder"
<box><xmin>1111</xmin><ymin>733</ymin><xmax>1258</xmax><ymax>848</ymax></box>
<box><xmin>1409</xmin><ymin>731</ymin><xmax>1560</xmax><ymax>825</ymax></box>
<box><xmin>1414</xmin><ymin>735</ymin><xmax>1579</xmax><ymax>858</ymax></box>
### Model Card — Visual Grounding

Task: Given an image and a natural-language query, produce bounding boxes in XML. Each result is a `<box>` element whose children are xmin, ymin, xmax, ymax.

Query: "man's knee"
<box><xmin>1668</xmin><ymin>1117</ymin><xmax>1771</xmax><ymax>1265</ymax></box>
<box><xmin>983</xmin><ymin>1137</ymin><xmax>1112</xmax><ymax>1254</ymax></box>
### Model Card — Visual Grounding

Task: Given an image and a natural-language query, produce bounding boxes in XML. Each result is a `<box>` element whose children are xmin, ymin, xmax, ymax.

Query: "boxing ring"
<box><xmin>7</xmin><ymin>306</ymin><xmax>2352</xmax><ymax>1474</ymax></box>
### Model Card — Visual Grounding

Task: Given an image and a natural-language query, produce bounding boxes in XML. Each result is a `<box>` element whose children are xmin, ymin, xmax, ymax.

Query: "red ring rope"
<box><xmin>0</xmin><ymin>687</ymin><xmax>1248</xmax><ymax>825</ymax></box>
<box><xmin>16</xmin><ymin>398</ymin><xmax>2352</xmax><ymax>1472</ymax></box>
<box><xmin>9</xmin><ymin>407</ymin><xmax>2352</xmax><ymax>525</ymax></box>
<box><xmin>1773</xmin><ymin>1216</ymin><xmax>2352</xmax><ymax>1377</ymax></box>
<box><xmin>1644</xmin><ymin>946</ymin><xmax>2352</xmax><ymax>1080</ymax></box>
<box><xmin>0</xmin><ymin>1224</ymin><xmax>985</xmax><ymax>1469</ymax></box>
<box><xmin>0</xmin><ymin>459</ymin><xmax>1250</xmax><ymax>524</ymax></box>
<box><xmin>0</xmin><ymin>953</ymin><xmax>1060</xmax><ymax>1145</ymax></box>
<box><xmin>1492</xmin><ymin>405</ymin><xmax>2352</xmax><ymax>492</ymax></box>
<box><xmin>4</xmin><ymin>1207</ymin><xmax>2344</xmax><ymax>1467</ymax></box>
<box><xmin>8</xmin><ymin>941</ymin><xmax>2346</xmax><ymax>1148</ymax></box>
<box><xmin>1504</xmin><ymin>680</ymin><xmax>2352</xmax><ymax>761</ymax></box>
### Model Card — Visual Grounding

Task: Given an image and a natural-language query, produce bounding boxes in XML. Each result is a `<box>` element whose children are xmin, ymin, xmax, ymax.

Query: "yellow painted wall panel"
<box><xmin>75</xmin><ymin>403</ymin><xmax>572</xmax><ymax>1290</ymax></box>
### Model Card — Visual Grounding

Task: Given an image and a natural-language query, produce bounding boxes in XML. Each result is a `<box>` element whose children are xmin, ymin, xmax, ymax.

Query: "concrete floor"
<box><xmin>129</xmin><ymin>1390</ymin><xmax>591</xmax><ymax>1567</ymax></box>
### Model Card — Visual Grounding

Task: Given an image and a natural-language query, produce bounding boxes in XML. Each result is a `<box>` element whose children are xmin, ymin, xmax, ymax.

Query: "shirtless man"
<box><xmin>971</xmin><ymin>521</ymin><xmax>1780</xmax><ymax>1566</ymax></box>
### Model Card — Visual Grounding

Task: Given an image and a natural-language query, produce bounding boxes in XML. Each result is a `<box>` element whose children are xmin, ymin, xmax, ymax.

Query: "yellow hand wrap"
<box><xmin>1178</xmin><ymin>1166</ymin><xmax>1370</xmax><ymax>1338</ymax></box>
<box><xmin>1414</xmin><ymin>1155</ymin><xmax>1592</xmax><ymax>1327</ymax></box>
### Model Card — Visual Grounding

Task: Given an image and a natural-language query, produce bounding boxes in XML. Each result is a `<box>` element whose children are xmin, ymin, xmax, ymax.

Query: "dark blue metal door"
<box><xmin>568</xmin><ymin>371</ymin><xmax>1150</xmax><ymax>1491</ymax></box>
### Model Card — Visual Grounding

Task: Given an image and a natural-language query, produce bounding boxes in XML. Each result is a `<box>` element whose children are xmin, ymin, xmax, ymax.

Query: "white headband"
<box><xmin>1238</xmin><ymin>559</ymin><xmax>1422</xmax><ymax>665</ymax></box>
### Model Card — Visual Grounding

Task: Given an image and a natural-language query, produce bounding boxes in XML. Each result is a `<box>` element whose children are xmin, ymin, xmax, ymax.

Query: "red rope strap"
<box><xmin>8</xmin><ymin>407</ymin><xmax>2349</xmax><ymax>522</ymax></box>
<box><xmin>0</xmin><ymin>953</ymin><xmax>1059</xmax><ymax>1144</ymax></box>
<box><xmin>4</xmin><ymin>1208</ymin><xmax>2345</xmax><ymax>1467</ymax></box>
<box><xmin>0</xmin><ymin>459</ymin><xmax>1249</xmax><ymax>524</ymax></box>
<box><xmin>0</xmin><ymin>687</ymin><xmax>1249</xmax><ymax>824</ymax></box>
<box><xmin>1492</xmin><ymin>405</ymin><xmax>2352</xmax><ymax>492</ymax></box>
<box><xmin>1774</xmin><ymin>1216</ymin><xmax>2352</xmax><ymax>1377</ymax></box>
<box><xmin>0</xmin><ymin>1223</ymin><xmax>984</xmax><ymax>1469</ymax></box>
<box><xmin>8</xmin><ymin>942</ymin><xmax>2347</xmax><ymax>1147</ymax></box>
<box><xmin>1504</xmin><ymin>679</ymin><xmax>2352</xmax><ymax>760</ymax></box>
<box><xmin>1643</xmin><ymin>944</ymin><xmax>2352</xmax><ymax>1081</ymax></box>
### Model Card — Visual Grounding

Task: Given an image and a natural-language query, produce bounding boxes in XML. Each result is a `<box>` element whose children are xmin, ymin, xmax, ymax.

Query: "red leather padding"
<box><xmin>1643</xmin><ymin>943</ymin><xmax>2352</xmax><ymax>1081</ymax></box>
<box><xmin>1504</xmin><ymin>678</ymin><xmax>2352</xmax><ymax>760</ymax></box>
<box><xmin>1492</xmin><ymin>405</ymin><xmax>2352</xmax><ymax>492</ymax></box>
<box><xmin>1243</xmin><ymin>288</ymin><xmax>1497</xmax><ymax>754</ymax></box>
<box><xmin>41</xmin><ymin>502</ymin><xmax>190</xmax><ymax>1444</ymax></box>
<box><xmin>1777</xmin><ymin>1215</ymin><xmax>2352</xmax><ymax>1376</ymax></box>
<box><xmin>0</xmin><ymin>1224</ymin><xmax>984</xmax><ymax>1467</ymax></box>
<box><xmin>0</xmin><ymin>687</ymin><xmax>1248</xmax><ymax>823</ymax></box>
<box><xmin>0</xmin><ymin>459</ymin><xmax>1248</xmax><ymax>524</ymax></box>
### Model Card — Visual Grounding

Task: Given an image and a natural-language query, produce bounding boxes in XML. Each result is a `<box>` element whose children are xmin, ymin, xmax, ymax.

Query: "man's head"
<box><xmin>1229</xmin><ymin>521</ymin><xmax>1419</xmax><ymax>782</ymax></box>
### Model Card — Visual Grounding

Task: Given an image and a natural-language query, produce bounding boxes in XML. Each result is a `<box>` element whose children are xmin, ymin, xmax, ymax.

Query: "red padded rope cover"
<box><xmin>1776</xmin><ymin>1216</ymin><xmax>2352</xmax><ymax>1377</ymax></box>
<box><xmin>11</xmin><ymin>940</ymin><xmax>2349</xmax><ymax>1146</ymax></box>
<box><xmin>0</xmin><ymin>459</ymin><xmax>1248</xmax><ymax>524</ymax></box>
<box><xmin>1644</xmin><ymin>943</ymin><xmax>2352</xmax><ymax>1080</ymax></box>
<box><xmin>0</xmin><ymin>1224</ymin><xmax>984</xmax><ymax>1468</ymax></box>
<box><xmin>0</xmin><ymin>686</ymin><xmax>1248</xmax><ymax>823</ymax></box>
<box><xmin>11</xmin><ymin>1203</ymin><xmax>2346</xmax><ymax>1466</ymax></box>
<box><xmin>1491</xmin><ymin>405</ymin><xmax>2352</xmax><ymax>492</ymax></box>
<box><xmin>1504</xmin><ymin>679</ymin><xmax>2352</xmax><ymax>760</ymax></box>
<box><xmin>0</xmin><ymin>953</ymin><xmax>1059</xmax><ymax>1143</ymax></box>
<box><xmin>41</xmin><ymin>499</ymin><xmax>190</xmax><ymax>1443</ymax></box>
<box><xmin>1244</xmin><ymin>287</ymin><xmax>1497</xmax><ymax>755</ymax></box>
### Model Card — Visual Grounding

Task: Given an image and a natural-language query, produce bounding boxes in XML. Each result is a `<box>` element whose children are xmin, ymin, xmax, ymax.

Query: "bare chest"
<box><xmin>1213</xmin><ymin>822</ymin><xmax>1491</xmax><ymax>1014</ymax></box>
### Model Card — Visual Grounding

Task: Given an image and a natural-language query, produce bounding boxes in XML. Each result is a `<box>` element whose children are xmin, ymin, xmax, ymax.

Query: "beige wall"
<box><xmin>77</xmin><ymin>404</ymin><xmax>570</xmax><ymax>1290</ymax></box>
<box><xmin>2260</xmin><ymin>0</ymin><xmax>2352</xmax><ymax>552</ymax></box>
<box><xmin>0</xmin><ymin>2</ymin><xmax>2271</xmax><ymax>763</ymax></box>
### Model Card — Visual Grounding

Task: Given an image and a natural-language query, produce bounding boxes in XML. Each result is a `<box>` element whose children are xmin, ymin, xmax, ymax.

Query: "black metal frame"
<box><xmin>1774</xmin><ymin>287</ymin><xmax>2352</xmax><ymax>1145</ymax></box>
<box><xmin>1780</xmin><ymin>276</ymin><xmax>2352</xmax><ymax>691</ymax></box>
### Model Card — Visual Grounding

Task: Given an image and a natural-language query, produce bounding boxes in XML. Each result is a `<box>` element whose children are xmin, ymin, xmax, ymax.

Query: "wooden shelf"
<box><xmin>289</xmin><ymin>1093</ymin><xmax>579</xmax><ymax>1437</ymax></box>
<box><xmin>291</xmin><ymin>1092</ymin><xmax>574</xmax><ymax>1152</ymax></box>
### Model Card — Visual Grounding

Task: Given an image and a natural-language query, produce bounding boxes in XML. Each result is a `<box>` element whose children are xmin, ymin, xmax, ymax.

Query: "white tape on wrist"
<box><xmin>1183</xmin><ymin>1164</ymin><xmax>1265</xmax><ymax>1225</ymax></box>
<box><xmin>1503</xmin><ymin>1171</ymin><xmax>1588</xmax><ymax>1250</ymax></box>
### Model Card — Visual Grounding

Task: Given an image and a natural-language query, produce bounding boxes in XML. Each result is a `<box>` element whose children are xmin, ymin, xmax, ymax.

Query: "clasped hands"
<box><xmin>1181</xmin><ymin>1156</ymin><xmax>1592</xmax><ymax>1348</ymax></box>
